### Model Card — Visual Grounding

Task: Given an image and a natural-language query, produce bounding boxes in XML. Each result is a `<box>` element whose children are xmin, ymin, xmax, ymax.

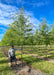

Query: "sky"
<box><xmin>0</xmin><ymin>0</ymin><xmax>54</xmax><ymax>41</ymax></box>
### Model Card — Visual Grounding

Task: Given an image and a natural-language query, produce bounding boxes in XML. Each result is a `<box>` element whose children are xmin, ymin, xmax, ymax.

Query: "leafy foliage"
<box><xmin>1</xmin><ymin>8</ymin><xmax>54</xmax><ymax>46</ymax></box>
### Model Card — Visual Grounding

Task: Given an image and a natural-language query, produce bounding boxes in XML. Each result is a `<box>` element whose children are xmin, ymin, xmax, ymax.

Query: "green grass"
<box><xmin>4</xmin><ymin>46</ymin><xmax>54</xmax><ymax>59</ymax></box>
<box><xmin>22</xmin><ymin>46</ymin><xmax>54</xmax><ymax>59</ymax></box>
<box><xmin>5</xmin><ymin>46</ymin><xmax>54</xmax><ymax>59</ymax></box>
<box><xmin>16</xmin><ymin>52</ymin><xmax>54</xmax><ymax>75</ymax></box>
<box><xmin>1</xmin><ymin>46</ymin><xmax>54</xmax><ymax>75</ymax></box>
<box><xmin>0</xmin><ymin>49</ymin><xmax>14</xmax><ymax>75</ymax></box>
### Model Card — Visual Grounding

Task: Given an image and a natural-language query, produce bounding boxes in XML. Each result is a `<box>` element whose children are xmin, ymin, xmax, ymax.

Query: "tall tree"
<box><xmin>2</xmin><ymin>7</ymin><xmax>34</xmax><ymax>46</ymax></box>
<box><xmin>51</xmin><ymin>22</ymin><xmax>54</xmax><ymax>44</ymax></box>
<box><xmin>39</xmin><ymin>18</ymin><xmax>50</xmax><ymax>45</ymax></box>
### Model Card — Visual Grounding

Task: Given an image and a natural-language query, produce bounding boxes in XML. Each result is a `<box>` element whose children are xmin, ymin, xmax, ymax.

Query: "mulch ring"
<box><xmin>1</xmin><ymin>47</ymin><xmax>44</xmax><ymax>75</ymax></box>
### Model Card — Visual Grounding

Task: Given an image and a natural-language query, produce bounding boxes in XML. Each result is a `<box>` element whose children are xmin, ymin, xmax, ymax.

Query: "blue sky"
<box><xmin>0</xmin><ymin>0</ymin><xmax>54</xmax><ymax>41</ymax></box>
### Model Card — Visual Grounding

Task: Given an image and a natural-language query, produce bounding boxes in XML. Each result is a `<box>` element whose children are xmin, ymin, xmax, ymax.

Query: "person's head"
<box><xmin>11</xmin><ymin>45</ymin><xmax>14</xmax><ymax>49</ymax></box>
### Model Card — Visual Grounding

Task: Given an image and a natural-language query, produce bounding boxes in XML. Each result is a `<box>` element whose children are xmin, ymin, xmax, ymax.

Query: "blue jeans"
<box><xmin>10</xmin><ymin>56</ymin><xmax>17</xmax><ymax>62</ymax></box>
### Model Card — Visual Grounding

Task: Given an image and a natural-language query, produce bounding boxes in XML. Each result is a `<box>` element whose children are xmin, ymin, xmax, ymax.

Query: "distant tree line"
<box><xmin>0</xmin><ymin>8</ymin><xmax>54</xmax><ymax>46</ymax></box>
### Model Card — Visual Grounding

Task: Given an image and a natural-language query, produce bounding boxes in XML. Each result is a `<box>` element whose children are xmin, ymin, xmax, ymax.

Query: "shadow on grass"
<box><xmin>22</xmin><ymin>55</ymin><xmax>44</xmax><ymax>65</ymax></box>
<box><xmin>0</xmin><ymin>66</ymin><xmax>13</xmax><ymax>75</ymax></box>
<box><xmin>0</xmin><ymin>53</ymin><xmax>5</xmax><ymax>58</ymax></box>
<box><xmin>0</xmin><ymin>50</ymin><xmax>8</xmax><ymax>64</ymax></box>
<box><xmin>0</xmin><ymin>59</ymin><xmax>7</xmax><ymax>64</ymax></box>
<box><xmin>48</xmin><ymin>55</ymin><xmax>54</xmax><ymax>59</ymax></box>
<box><xmin>0</xmin><ymin>66</ymin><xmax>11</xmax><ymax>72</ymax></box>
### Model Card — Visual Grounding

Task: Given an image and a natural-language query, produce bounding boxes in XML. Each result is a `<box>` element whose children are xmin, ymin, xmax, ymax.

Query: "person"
<box><xmin>8</xmin><ymin>45</ymin><xmax>20</xmax><ymax>67</ymax></box>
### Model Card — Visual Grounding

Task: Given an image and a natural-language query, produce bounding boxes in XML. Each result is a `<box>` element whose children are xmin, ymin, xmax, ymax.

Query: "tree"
<box><xmin>34</xmin><ymin>29</ymin><xmax>39</xmax><ymax>45</ymax></box>
<box><xmin>1</xmin><ymin>28</ymin><xmax>16</xmax><ymax>46</ymax></box>
<box><xmin>1</xmin><ymin>7</ymin><xmax>34</xmax><ymax>46</ymax></box>
<box><xmin>51</xmin><ymin>22</ymin><xmax>54</xmax><ymax>44</ymax></box>
<box><xmin>9</xmin><ymin>7</ymin><xmax>34</xmax><ymax>45</ymax></box>
<box><xmin>39</xmin><ymin>18</ymin><xmax>50</xmax><ymax>45</ymax></box>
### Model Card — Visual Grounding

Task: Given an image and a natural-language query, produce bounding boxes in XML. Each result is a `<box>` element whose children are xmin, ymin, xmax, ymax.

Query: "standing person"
<box><xmin>8</xmin><ymin>45</ymin><xmax>19</xmax><ymax>67</ymax></box>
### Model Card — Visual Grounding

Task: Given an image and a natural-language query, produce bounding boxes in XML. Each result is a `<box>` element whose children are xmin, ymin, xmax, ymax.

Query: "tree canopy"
<box><xmin>1</xmin><ymin>8</ymin><xmax>54</xmax><ymax>46</ymax></box>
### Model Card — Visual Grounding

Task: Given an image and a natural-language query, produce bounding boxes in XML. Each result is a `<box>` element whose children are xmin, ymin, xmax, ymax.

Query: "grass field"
<box><xmin>16</xmin><ymin>52</ymin><xmax>54</xmax><ymax>75</ymax></box>
<box><xmin>3</xmin><ymin>45</ymin><xmax>54</xmax><ymax>59</ymax></box>
<box><xmin>0</xmin><ymin>46</ymin><xmax>54</xmax><ymax>75</ymax></box>
<box><xmin>22</xmin><ymin>46</ymin><xmax>54</xmax><ymax>59</ymax></box>
<box><xmin>0</xmin><ymin>49</ymin><xmax>14</xmax><ymax>75</ymax></box>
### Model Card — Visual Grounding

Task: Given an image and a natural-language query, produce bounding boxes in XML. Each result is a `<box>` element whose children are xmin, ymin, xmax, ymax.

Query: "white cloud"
<box><xmin>0</xmin><ymin>2</ymin><xmax>40</xmax><ymax>27</ymax></box>
<box><xmin>30</xmin><ymin>0</ymin><xmax>49</xmax><ymax>7</ymax></box>
<box><xmin>4</xmin><ymin>0</ymin><xmax>15</xmax><ymax>4</ymax></box>
<box><xmin>25</xmin><ymin>11</ymin><xmax>40</xmax><ymax>29</ymax></box>
<box><xmin>40</xmin><ymin>17</ymin><xmax>44</xmax><ymax>20</ymax></box>
<box><xmin>3</xmin><ymin>0</ymin><xmax>50</xmax><ymax>7</ymax></box>
<box><xmin>0</xmin><ymin>27</ymin><xmax>7</xmax><ymax>31</ymax></box>
<box><xmin>30</xmin><ymin>17</ymin><xmax>40</xmax><ymax>25</ymax></box>
<box><xmin>0</xmin><ymin>2</ymin><xmax>40</xmax><ymax>41</ymax></box>
<box><xmin>0</xmin><ymin>34</ymin><xmax>4</xmax><ymax>36</ymax></box>
<box><xmin>16</xmin><ymin>0</ymin><xmax>26</xmax><ymax>5</ymax></box>
<box><xmin>0</xmin><ymin>3</ymin><xmax>18</xmax><ymax>25</ymax></box>
<box><xmin>0</xmin><ymin>17</ymin><xmax>13</xmax><ymax>25</ymax></box>
<box><xmin>4</xmin><ymin>0</ymin><xmax>26</xmax><ymax>5</ymax></box>
<box><xmin>0</xmin><ymin>39</ymin><xmax>1</xmax><ymax>41</ymax></box>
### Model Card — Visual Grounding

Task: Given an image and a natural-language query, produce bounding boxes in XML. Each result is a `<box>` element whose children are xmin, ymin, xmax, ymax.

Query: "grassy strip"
<box><xmin>16</xmin><ymin>52</ymin><xmax>54</xmax><ymax>75</ymax></box>
<box><xmin>4</xmin><ymin>46</ymin><xmax>54</xmax><ymax>59</ymax></box>
<box><xmin>0</xmin><ymin>50</ymin><xmax>14</xmax><ymax>75</ymax></box>
<box><xmin>22</xmin><ymin>50</ymin><xmax>54</xmax><ymax>59</ymax></box>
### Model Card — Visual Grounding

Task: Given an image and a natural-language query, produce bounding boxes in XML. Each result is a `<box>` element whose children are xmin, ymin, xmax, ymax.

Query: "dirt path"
<box><xmin>28</xmin><ymin>53</ymin><xmax>54</xmax><ymax>64</ymax></box>
<box><xmin>17</xmin><ymin>51</ymin><xmax>54</xmax><ymax>64</ymax></box>
<box><xmin>1</xmin><ymin>48</ymin><xmax>44</xmax><ymax>75</ymax></box>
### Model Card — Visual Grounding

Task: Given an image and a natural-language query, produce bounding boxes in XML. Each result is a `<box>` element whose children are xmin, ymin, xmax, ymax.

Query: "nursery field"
<box><xmin>0</xmin><ymin>45</ymin><xmax>54</xmax><ymax>75</ymax></box>
<box><xmin>16</xmin><ymin>53</ymin><xmax>54</xmax><ymax>75</ymax></box>
<box><xmin>0</xmin><ymin>1</ymin><xmax>54</xmax><ymax>75</ymax></box>
<box><xmin>2</xmin><ymin>45</ymin><xmax>54</xmax><ymax>59</ymax></box>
